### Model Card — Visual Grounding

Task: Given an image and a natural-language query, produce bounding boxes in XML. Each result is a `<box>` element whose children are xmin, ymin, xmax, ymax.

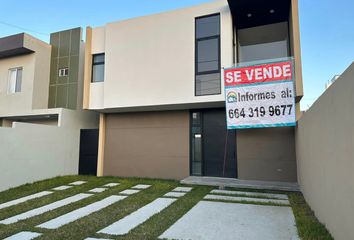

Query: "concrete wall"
<box><xmin>103</xmin><ymin>111</ymin><xmax>190</xmax><ymax>180</ymax></box>
<box><xmin>0</xmin><ymin>109</ymin><xmax>99</xmax><ymax>191</ymax></box>
<box><xmin>237</xmin><ymin>127</ymin><xmax>297</xmax><ymax>182</ymax></box>
<box><xmin>296</xmin><ymin>62</ymin><xmax>354</xmax><ymax>240</ymax></box>
<box><xmin>87</xmin><ymin>0</ymin><xmax>233</xmax><ymax>110</ymax></box>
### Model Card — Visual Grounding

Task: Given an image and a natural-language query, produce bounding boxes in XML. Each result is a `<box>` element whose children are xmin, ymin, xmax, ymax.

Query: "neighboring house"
<box><xmin>83</xmin><ymin>0</ymin><xmax>303</xmax><ymax>182</ymax></box>
<box><xmin>0</xmin><ymin>28</ymin><xmax>98</xmax><ymax>191</ymax></box>
<box><xmin>0</xmin><ymin>33</ymin><xmax>51</xmax><ymax>122</ymax></box>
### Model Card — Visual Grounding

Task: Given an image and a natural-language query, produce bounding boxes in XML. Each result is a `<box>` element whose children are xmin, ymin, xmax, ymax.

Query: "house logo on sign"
<box><xmin>227</xmin><ymin>91</ymin><xmax>237</xmax><ymax>103</ymax></box>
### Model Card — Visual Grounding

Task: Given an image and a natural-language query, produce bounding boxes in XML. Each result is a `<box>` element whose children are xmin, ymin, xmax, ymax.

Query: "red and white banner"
<box><xmin>224</xmin><ymin>59</ymin><xmax>296</xmax><ymax>129</ymax></box>
<box><xmin>224</xmin><ymin>61</ymin><xmax>293</xmax><ymax>86</ymax></box>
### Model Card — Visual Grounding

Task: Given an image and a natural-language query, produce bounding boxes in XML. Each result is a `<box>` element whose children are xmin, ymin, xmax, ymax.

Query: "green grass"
<box><xmin>0</xmin><ymin>176</ymin><xmax>333</xmax><ymax>240</ymax></box>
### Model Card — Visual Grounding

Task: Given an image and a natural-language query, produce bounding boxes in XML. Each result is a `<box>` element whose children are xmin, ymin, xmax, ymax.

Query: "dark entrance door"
<box><xmin>79</xmin><ymin>129</ymin><xmax>99</xmax><ymax>175</ymax></box>
<box><xmin>190</xmin><ymin>109</ymin><xmax>237</xmax><ymax>178</ymax></box>
<box><xmin>203</xmin><ymin>109</ymin><xmax>237</xmax><ymax>178</ymax></box>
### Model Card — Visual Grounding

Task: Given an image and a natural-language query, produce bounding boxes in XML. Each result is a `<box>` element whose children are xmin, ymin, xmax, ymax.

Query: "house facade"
<box><xmin>84</xmin><ymin>0</ymin><xmax>303</xmax><ymax>182</ymax></box>
<box><xmin>0</xmin><ymin>28</ymin><xmax>98</xmax><ymax>190</ymax></box>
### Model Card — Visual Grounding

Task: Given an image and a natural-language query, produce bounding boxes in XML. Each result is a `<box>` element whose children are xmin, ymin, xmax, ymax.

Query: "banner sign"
<box><xmin>224</xmin><ymin>59</ymin><xmax>296</xmax><ymax>129</ymax></box>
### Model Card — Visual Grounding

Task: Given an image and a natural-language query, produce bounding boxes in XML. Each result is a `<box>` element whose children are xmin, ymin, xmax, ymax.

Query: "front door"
<box><xmin>190</xmin><ymin>109</ymin><xmax>237</xmax><ymax>178</ymax></box>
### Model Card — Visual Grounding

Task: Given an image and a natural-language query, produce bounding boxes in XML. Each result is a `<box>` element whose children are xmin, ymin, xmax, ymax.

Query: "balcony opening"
<box><xmin>228</xmin><ymin>0</ymin><xmax>291</xmax><ymax>63</ymax></box>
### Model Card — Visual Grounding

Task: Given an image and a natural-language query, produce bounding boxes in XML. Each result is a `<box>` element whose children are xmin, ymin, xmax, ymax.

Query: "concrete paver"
<box><xmin>103</xmin><ymin>183</ymin><xmax>120</xmax><ymax>187</ymax></box>
<box><xmin>119</xmin><ymin>189</ymin><xmax>140</xmax><ymax>195</ymax></box>
<box><xmin>210</xmin><ymin>190</ymin><xmax>288</xmax><ymax>200</ymax></box>
<box><xmin>0</xmin><ymin>193</ymin><xmax>92</xmax><ymax>224</ymax></box>
<box><xmin>172</xmin><ymin>187</ymin><xmax>193</xmax><ymax>192</ymax></box>
<box><xmin>88</xmin><ymin>188</ymin><xmax>108</xmax><ymax>193</ymax></box>
<box><xmin>3</xmin><ymin>231</ymin><xmax>41</xmax><ymax>240</ymax></box>
<box><xmin>37</xmin><ymin>195</ymin><xmax>126</xmax><ymax>229</ymax></box>
<box><xmin>52</xmin><ymin>186</ymin><xmax>73</xmax><ymax>191</ymax></box>
<box><xmin>69</xmin><ymin>181</ymin><xmax>87</xmax><ymax>186</ymax></box>
<box><xmin>164</xmin><ymin>192</ymin><xmax>186</xmax><ymax>198</ymax></box>
<box><xmin>159</xmin><ymin>201</ymin><xmax>299</xmax><ymax>240</ymax></box>
<box><xmin>204</xmin><ymin>194</ymin><xmax>290</xmax><ymax>205</ymax></box>
<box><xmin>98</xmin><ymin>198</ymin><xmax>176</xmax><ymax>235</ymax></box>
<box><xmin>131</xmin><ymin>184</ymin><xmax>151</xmax><ymax>189</ymax></box>
<box><xmin>0</xmin><ymin>191</ymin><xmax>52</xmax><ymax>210</ymax></box>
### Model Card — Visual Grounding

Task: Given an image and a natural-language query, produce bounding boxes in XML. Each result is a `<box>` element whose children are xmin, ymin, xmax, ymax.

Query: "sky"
<box><xmin>0</xmin><ymin>0</ymin><xmax>353</xmax><ymax>110</ymax></box>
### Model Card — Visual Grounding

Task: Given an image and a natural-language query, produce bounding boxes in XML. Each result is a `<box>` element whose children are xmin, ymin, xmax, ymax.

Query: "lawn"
<box><xmin>0</xmin><ymin>176</ymin><xmax>333</xmax><ymax>240</ymax></box>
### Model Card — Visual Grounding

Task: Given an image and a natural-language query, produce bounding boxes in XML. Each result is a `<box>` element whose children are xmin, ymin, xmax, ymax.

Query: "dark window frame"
<box><xmin>91</xmin><ymin>53</ymin><xmax>105</xmax><ymax>83</ymax></box>
<box><xmin>195</xmin><ymin>13</ymin><xmax>221</xmax><ymax>96</ymax></box>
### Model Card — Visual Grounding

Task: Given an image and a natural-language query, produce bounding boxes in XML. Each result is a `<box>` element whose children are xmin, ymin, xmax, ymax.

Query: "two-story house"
<box><xmin>83</xmin><ymin>0</ymin><xmax>303</xmax><ymax>183</ymax></box>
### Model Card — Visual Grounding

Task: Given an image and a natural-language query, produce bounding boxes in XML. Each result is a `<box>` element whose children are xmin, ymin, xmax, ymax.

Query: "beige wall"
<box><xmin>237</xmin><ymin>127</ymin><xmax>297</xmax><ymax>182</ymax></box>
<box><xmin>296</xmin><ymin>62</ymin><xmax>354</xmax><ymax>240</ymax></box>
<box><xmin>0</xmin><ymin>108</ymin><xmax>99</xmax><ymax>192</ymax></box>
<box><xmin>0</xmin><ymin>34</ymin><xmax>51</xmax><ymax>117</ymax></box>
<box><xmin>25</xmin><ymin>34</ymin><xmax>52</xmax><ymax>110</ymax></box>
<box><xmin>87</xmin><ymin>0</ymin><xmax>233</xmax><ymax>110</ymax></box>
<box><xmin>104</xmin><ymin>111</ymin><xmax>190</xmax><ymax>180</ymax></box>
<box><xmin>0</xmin><ymin>54</ymin><xmax>35</xmax><ymax>116</ymax></box>
<box><xmin>289</xmin><ymin>0</ymin><xmax>303</xmax><ymax>101</ymax></box>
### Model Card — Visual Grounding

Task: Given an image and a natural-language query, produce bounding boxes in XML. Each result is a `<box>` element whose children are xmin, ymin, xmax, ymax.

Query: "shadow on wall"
<box><xmin>0</xmin><ymin>109</ymin><xmax>98</xmax><ymax>192</ymax></box>
<box><xmin>296</xmin><ymin>62</ymin><xmax>354</xmax><ymax>240</ymax></box>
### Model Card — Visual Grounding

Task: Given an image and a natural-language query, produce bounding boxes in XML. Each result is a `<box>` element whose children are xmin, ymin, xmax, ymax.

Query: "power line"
<box><xmin>0</xmin><ymin>20</ymin><xmax>49</xmax><ymax>36</ymax></box>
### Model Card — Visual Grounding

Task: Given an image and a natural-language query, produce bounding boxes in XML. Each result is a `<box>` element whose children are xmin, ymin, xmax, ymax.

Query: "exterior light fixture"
<box><xmin>270</xmin><ymin>9</ymin><xmax>275</xmax><ymax>14</ymax></box>
<box><xmin>247</xmin><ymin>13</ymin><xmax>252</xmax><ymax>17</ymax></box>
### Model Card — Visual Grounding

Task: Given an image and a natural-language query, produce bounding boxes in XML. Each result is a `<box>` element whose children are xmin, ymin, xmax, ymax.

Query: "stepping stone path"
<box><xmin>3</xmin><ymin>231</ymin><xmax>42</xmax><ymax>240</ymax></box>
<box><xmin>172</xmin><ymin>187</ymin><xmax>193</xmax><ymax>192</ymax></box>
<box><xmin>98</xmin><ymin>198</ymin><xmax>177</xmax><ymax>235</ymax></box>
<box><xmin>0</xmin><ymin>181</ymin><xmax>87</xmax><ymax>212</ymax></box>
<box><xmin>119</xmin><ymin>189</ymin><xmax>141</xmax><ymax>195</ymax></box>
<box><xmin>0</xmin><ymin>191</ymin><xmax>53</xmax><ymax>210</ymax></box>
<box><xmin>204</xmin><ymin>194</ymin><xmax>290</xmax><ymax>205</ymax></box>
<box><xmin>37</xmin><ymin>195</ymin><xmax>127</xmax><ymax>229</ymax></box>
<box><xmin>95</xmin><ymin>185</ymin><xmax>190</xmax><ymax>236</ymax></box>
<box><xmin>52</xmin><ymin>185</ymin><xmax>73</xmax><ymax>191</ymax></box>
<box><xmin>89</xmin><ymin>188</ymin><xmax>108</xmax><ymax>193</ymax></box>
<box><xmin>0</xmin><ymin>193</ymin><xmax>92</xmax><ymax>224</ymax></box>
<box><xmin>131</xmin><ymin>184</ymin><xmax>151</xmax><ymax>189</ymax></box>
<box><xmin>103</xmin><ymin>183</ymin><xmax>120</xmax><ymax>187</ymax></box>
<box><xmin>210</xmin><ymin>189</ymin><xmax>289</xmax><ymax>200</ymax></box>
<box><xmin>69</xmin><ymin>181</ymin><xmax>87</xmax><ymax>186</ymax></box>
<box><xmin>164</xmin><ymin>192</ymin><xmax>186</xmax><ymax>198</ymax></box>
<box><xmin>85</xmin><ymin>238</ymin><xmax>113</xmax><ymax>240</ymax></box>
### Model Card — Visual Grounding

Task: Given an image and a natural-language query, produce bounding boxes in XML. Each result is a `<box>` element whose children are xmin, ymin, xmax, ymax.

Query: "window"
<box><xmin>8</xmin><ymin>67</ymin><xmax>23</xmax><ymax>94</ymax></box>
<box><xmin>195</xmin><ymin>14</ymin><xmax>221</xmax><ymax>96</ymax></box>
<box><xmin>238</xmin><ymin>22</ymin><xmax>290</xmax><ymax>62</ymax></box>
<box><xmin>92</xmin><ymin>54</ymin><xmax>105</xmax><ymax>82</ymax></box>
<box><xmin>58</xmin><ymin>68</ymin><xmax>69</xmax><ymax>77</ymax></box>
<box><xmin>191</xmin><ymin>112</ymin><xmax>202</xmax><ymax>176</ymax></box>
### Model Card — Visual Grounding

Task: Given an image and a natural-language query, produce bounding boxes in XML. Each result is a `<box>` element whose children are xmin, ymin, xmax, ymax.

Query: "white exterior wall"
<box><xmin>0</xmin><ymin>109</ymin><xmax>99</xmax><ymax>191</ymax></box>
<box><xmin>89</xmin><ymin>0</ymin><xmax>233</xmax><ymax>110</ymax></box>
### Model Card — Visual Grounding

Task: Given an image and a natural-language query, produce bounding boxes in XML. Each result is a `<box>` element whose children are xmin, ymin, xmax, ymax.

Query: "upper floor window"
<box><xmin>92</xmin><ymin>53</ymin><xmax>105</xmax><ymax>82</ymax></box>
<box><xmin>8</xmin><ymin>67</ymin><xmax>23</xmax><ymax>94</ymax></box>
<box><xmin>58</xmin><ymin>68</ymin><xmax>69</xmax><ymax>77</ymax></box>
<box><xmin>195</xmin><ymin>14</ymin><xmax>221</xmax><ymax>96</ymax></box>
